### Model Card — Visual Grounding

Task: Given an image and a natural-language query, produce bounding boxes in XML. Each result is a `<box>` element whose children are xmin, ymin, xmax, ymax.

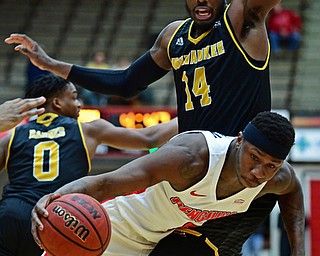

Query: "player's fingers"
<box><xmin>31</xmin><ymin>221</ymin><xmax>43</xmax><ymax>249</ymax></box>
<box><xmin>13</xmin><ymin>44</ymin><xmax>34</xmax><ymax>56</ymax></box>
<box><xmin>47</xmin><ymin>193</ymin><xmax>62</xmax><ymax>203</ymax></box>
<box><xmin>4</xmin><ymin>98</ymin><xmax>21</xmax><ymax>104</ymax></box>
<box><xmin>31</xmin><ymin>193</ymin><xmax>61</xmax><ymax>246</ymax></box>
<box><xmin>31</xmin><ymin>205</ymin><xmax>46</xmax><ymax>231</ymax></box>
<box><xmin>17</xmin><ymin>96</ymin><xmax>46</xmax><ymax>113</ymax></box>
<box><xmin>20</xmin><ymin>107</ymin><xmax>45</xmax><ymax>119</ymax></box>
<box><xmin>14</xmin><ymin>97</ymin><xmax>46</xmax><ymax>121</ymax></box>
<box><xmin>5</xmin><ymin>34</ymin><xmax>41</xmax><ymax>58</ymax></box>
<box><xmin>4</xmin><ymin>33</ymin><xmax>36</xmax><ymax>48</ymax></box>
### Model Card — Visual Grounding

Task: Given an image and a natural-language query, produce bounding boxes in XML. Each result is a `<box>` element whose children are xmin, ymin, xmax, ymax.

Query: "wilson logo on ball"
<box><xmin>51</xmin><ymin>204</ymin><xmax>91</xmax><ymax>242</ymax></box>
<box><xmin>39</xmin><ymin>193</ymin><xmax>111</xmax><ymax>256</ymax></box>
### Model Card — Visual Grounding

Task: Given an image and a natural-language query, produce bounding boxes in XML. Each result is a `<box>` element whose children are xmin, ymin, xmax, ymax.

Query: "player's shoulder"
<box><xmin>168</xmin><ymin>20</ymin><xmax>185</xmax><ymax>29</ymax></box>
<box><xmin>80</xmin><ymin>118</ymin><xmax>113</xmax><ymax>136</ymax></box>
<box><xmin>161</xmin><ymin>20</ymin><xmax>186</xmax><ymax>38</ymax></box>
<box><xmin>81</xmin><ymin>118</ymin><xmax>111</xmax><ymax>127</ymax></box>
<box><xmin>55</xmin><ymin>115</ymin><xmax>78</xmax><ymax>127</ymax></box>
<box><xmin>263</xmin><ymin>161</ymin><xmax>296</xmax><ymax>195</ymax></box>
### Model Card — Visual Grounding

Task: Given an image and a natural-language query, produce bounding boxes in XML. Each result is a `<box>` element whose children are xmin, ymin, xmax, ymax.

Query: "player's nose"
<box><xmin>250</xmin><ymin>165</ymin><xmax>266</xmax><ymax>179</ymax></box>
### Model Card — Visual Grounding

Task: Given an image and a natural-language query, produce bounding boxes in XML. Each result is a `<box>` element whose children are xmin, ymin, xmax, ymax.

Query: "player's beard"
<box><xmin>184</xmin><ymin>1</ymin><xmax>224</xmax><ymax>33</ymax></box>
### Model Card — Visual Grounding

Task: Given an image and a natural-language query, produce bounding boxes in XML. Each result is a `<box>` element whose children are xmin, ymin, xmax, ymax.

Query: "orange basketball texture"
<box><xmin>38</xmin><ymin>193</ymin><xmax>111</xmax><ymax>256</ymax></box>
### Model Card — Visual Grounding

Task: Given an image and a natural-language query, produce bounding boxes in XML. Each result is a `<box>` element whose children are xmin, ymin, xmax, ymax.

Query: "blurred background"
<box><xmin>0</xmin><ymin>0</ymin><xmax>319</xmax><ymax>255</ymax></box>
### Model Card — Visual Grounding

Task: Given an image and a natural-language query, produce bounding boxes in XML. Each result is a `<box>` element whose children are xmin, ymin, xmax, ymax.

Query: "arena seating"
<box><xmin>291</xmin><ymin>0</ymin><xmax>320</xmax><ymax>115</ymax></box>
<box><xmin>0</xmin><ymin>0</ymin><xmax>317</xmax><ymax>114</ymax></box>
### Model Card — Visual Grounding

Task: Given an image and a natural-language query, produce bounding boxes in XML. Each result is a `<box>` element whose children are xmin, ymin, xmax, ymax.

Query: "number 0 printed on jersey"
<box><xmin>182</xmin><ymin>67</ymin><xmax>212</xmax><ymax>111</ymax></box>
<box><xmin>33</xmin><ymin>141</ymin><xmax>59</xmax><ymax>181</ymax></box>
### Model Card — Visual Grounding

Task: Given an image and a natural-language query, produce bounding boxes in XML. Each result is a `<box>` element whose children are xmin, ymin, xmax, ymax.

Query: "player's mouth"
<box><xmin>194</xmin><ymin>6</ymin><xmax>212</xmax><ymax>21</ymax></box>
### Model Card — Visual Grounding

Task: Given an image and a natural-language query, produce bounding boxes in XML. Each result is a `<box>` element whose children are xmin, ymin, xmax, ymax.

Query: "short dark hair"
<box><xmin>25</xmin><ymin>74</ymin><xmax>69</xmax><ymax>102</ymax></box>
<box><xmin>251</xmin><ymin>111</ymin><xmax>295</xmax><ymax>150</ymax></box>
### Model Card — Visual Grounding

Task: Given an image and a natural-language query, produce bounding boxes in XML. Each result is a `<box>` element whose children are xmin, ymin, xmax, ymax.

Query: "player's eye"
<box><xmin>267</xmin><ymin>163</ymin><xmax>276</xmax><ymax>169</ymax></box>
<box><xmin>251</xmin><ymin>154</ymin><xmax>258</xmax><ymax>161</ymax></box>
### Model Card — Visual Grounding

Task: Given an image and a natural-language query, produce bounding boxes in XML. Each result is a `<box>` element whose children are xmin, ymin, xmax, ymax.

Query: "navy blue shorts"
<box><xmin>0</xmin><ymin>197</ymin><xmax>44</xmax><ymax>256</ymax></box>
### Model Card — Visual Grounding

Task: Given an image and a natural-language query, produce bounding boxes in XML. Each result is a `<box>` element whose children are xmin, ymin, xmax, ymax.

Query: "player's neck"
<box><xmin>216</xmin><ymin>140</ymin><xmax>244</xmax><ymax>199</ymax></box>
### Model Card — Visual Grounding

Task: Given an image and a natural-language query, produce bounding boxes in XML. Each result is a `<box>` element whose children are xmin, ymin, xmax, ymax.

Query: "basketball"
<box><xmin>38</xmin><ymin>193</ymin><xmax>111</xmax><ymax>256</ymax></box>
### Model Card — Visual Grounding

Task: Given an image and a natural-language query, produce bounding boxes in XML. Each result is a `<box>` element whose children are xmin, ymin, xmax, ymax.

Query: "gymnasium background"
<box><xmin>0</xmin><ymin>0</ymin><xmax>319</xmax><ymax>255</ymax></box>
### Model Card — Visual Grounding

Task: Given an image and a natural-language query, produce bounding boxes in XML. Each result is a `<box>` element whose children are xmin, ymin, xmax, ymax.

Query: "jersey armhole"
<box><xmin>77</xmin><ymin>121</ymin><xmax>91</xmax><ymax>172</ymax></box>
<box><xmin>4</xmin><ymin>128</ymin><xmax>16</xmax><ymax>172</ymax></box>
<box><xmin>224</xmin><ymin>4</ymin><xmax>270</xmax><ymax>70</ymax></box>
<box><xmin>167</xmin><ymin>18</ymin><xmax>191</xmax><ymax>61</ymax></box>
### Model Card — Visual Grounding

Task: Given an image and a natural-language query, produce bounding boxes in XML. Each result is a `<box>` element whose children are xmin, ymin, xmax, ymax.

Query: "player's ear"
<box><xmin>237</xmin><ymin>132</ymin><xmax>244</xmax><ymax>146</ymax></box>
<box><xmin>52</xmin><ymin>97</ymin><xmax>63</xmax><ymax>110</ymax></box>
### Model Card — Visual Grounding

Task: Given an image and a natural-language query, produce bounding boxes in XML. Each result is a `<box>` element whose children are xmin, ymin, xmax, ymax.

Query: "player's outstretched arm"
<box><xmin>82</xmin><ymin>117</ymin><xmax>178</xmax><ymax>156</ymax></box>
<box><xmin>5</xmin><ymin>34</ymin><xmax>72</xmax><ymax>79</ymax></box>
<box><xmin>0</xmin><ymin>97</ymin><xmax>46</xmax><ymax>133</ymax></box>
<box><xmin>257</xmin><ymin>161</ymin><xmax>305</xmax><ymax>255</ymax></box>
<box><xmin>277</xmin><ymin>165</ymin><xmax>305</xmax><ymax>255</ymax></box>
<box><xmin>5</xmin><ymin>33</ymin><xmax>170</xmax><ymax>99</ymax></box>
<box><xmin>135</xmin><ymin>117</ymin><xmax>178</xmax><ymax>148</ymax></box>
<box><xmin>6</xmin><ymin>20</ymin><xmax>180</xmax><ymax>98</ymax></box>
<box><xmin>227</xmin><ymin>0</ymin><xmax>280</xmax><ymax>61</ymax></box>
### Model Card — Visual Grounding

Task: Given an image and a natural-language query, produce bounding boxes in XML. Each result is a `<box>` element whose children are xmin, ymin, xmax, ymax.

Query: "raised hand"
<box><xmin>5</xmin><ymin>34</ymin><xmax>52</xmax><ymax>70</ymax></box>
<box><xmin>31</xmin><ymin>193</ymin><xmax>61</xmax><ymax>248</ymax></box>
<box><xmin>5</xmin><ymin>33</ymin><xmax>72</xmax><ymax>79</ymax></box>
<box><xmin>0</xmin><ymin>97</ymin><xmax>46</xmax><ymax>133</ymax></box>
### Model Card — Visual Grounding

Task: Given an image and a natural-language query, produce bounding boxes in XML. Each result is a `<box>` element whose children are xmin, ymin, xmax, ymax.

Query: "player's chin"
<box><xmin>194</xmin><ymin>19</ymin><xmax>215</xmax><ymax>31</ymax></box>
<box><xmin>242</xmin><ymin>177</ymin><xmax>260</xmax><ymax>188</ymax></box>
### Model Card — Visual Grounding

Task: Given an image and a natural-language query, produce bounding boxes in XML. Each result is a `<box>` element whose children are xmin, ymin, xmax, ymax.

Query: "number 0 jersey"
<box><xmin>3</xmin><ymin>113</ymin><xmax>90</xmax><ymax>205</ymax></box>
<box><xmin>168</xmin><ymin>6</ymin><xmax>271</xmax><ymax>134</ymax></box>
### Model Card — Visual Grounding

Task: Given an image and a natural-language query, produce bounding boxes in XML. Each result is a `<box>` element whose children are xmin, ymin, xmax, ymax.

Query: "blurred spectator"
<box><xmin>242</xmin><ymin>223</ymin><xmax>266</xmax><ymax>256</ymax></box>
<box><xmin>114</xmin><ymin>56</ymin><xmax>131</xmax><ymax>70</ymax></box>
<box><xmin>267</xmin><ymin>3</ymin><xmax>302</xmax><ymax>56</ymax></box>
<box><xmin>81</xmin><ymin>51</ymin><xmax>109</xmax><ymax>106</ymax></box>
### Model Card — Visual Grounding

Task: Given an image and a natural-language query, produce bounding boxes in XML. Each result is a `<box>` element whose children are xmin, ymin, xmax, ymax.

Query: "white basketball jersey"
<box><xmin>102</xmin><ymin>131</ymin><xmax>267</xmax><ymax>255</ymax></box>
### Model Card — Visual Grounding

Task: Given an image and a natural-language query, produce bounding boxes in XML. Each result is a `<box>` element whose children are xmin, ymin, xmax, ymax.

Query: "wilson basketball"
<box><xmin>38</xmin><ymin>193</ymin><xmax>111</xmax><ymax>256</ymax></box>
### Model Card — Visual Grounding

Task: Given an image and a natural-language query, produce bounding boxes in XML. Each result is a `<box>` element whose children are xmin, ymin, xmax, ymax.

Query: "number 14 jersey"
<box><xmin>168</xmin><ymin>7</ymin><xmax>271</xmax><ymax>135</ymax></box>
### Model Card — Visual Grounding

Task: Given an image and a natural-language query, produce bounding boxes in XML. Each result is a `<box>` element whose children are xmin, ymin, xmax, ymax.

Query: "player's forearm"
<box><xmin>54</xmin><ymin>175</ymin><xmax>107</xmax><ymax>202</ymax></box>
<box><xmin>67</xmin><ymin>51</ymin><xmax>168</xmax><ymax>98</ymax></box>
<box><xmin>44</xmin><ymin>58</ymin><xmax>72</xmax><ymax>79</ymax></box>
<box><xmin>278</xmin><ymin>184</ymin><xmax>305</xmax><ymax>255</ymax></box>
<box><xmin>143</xmin><ymin>118</ymin><xmax>178</xmax><ymax>148</ymax></box>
